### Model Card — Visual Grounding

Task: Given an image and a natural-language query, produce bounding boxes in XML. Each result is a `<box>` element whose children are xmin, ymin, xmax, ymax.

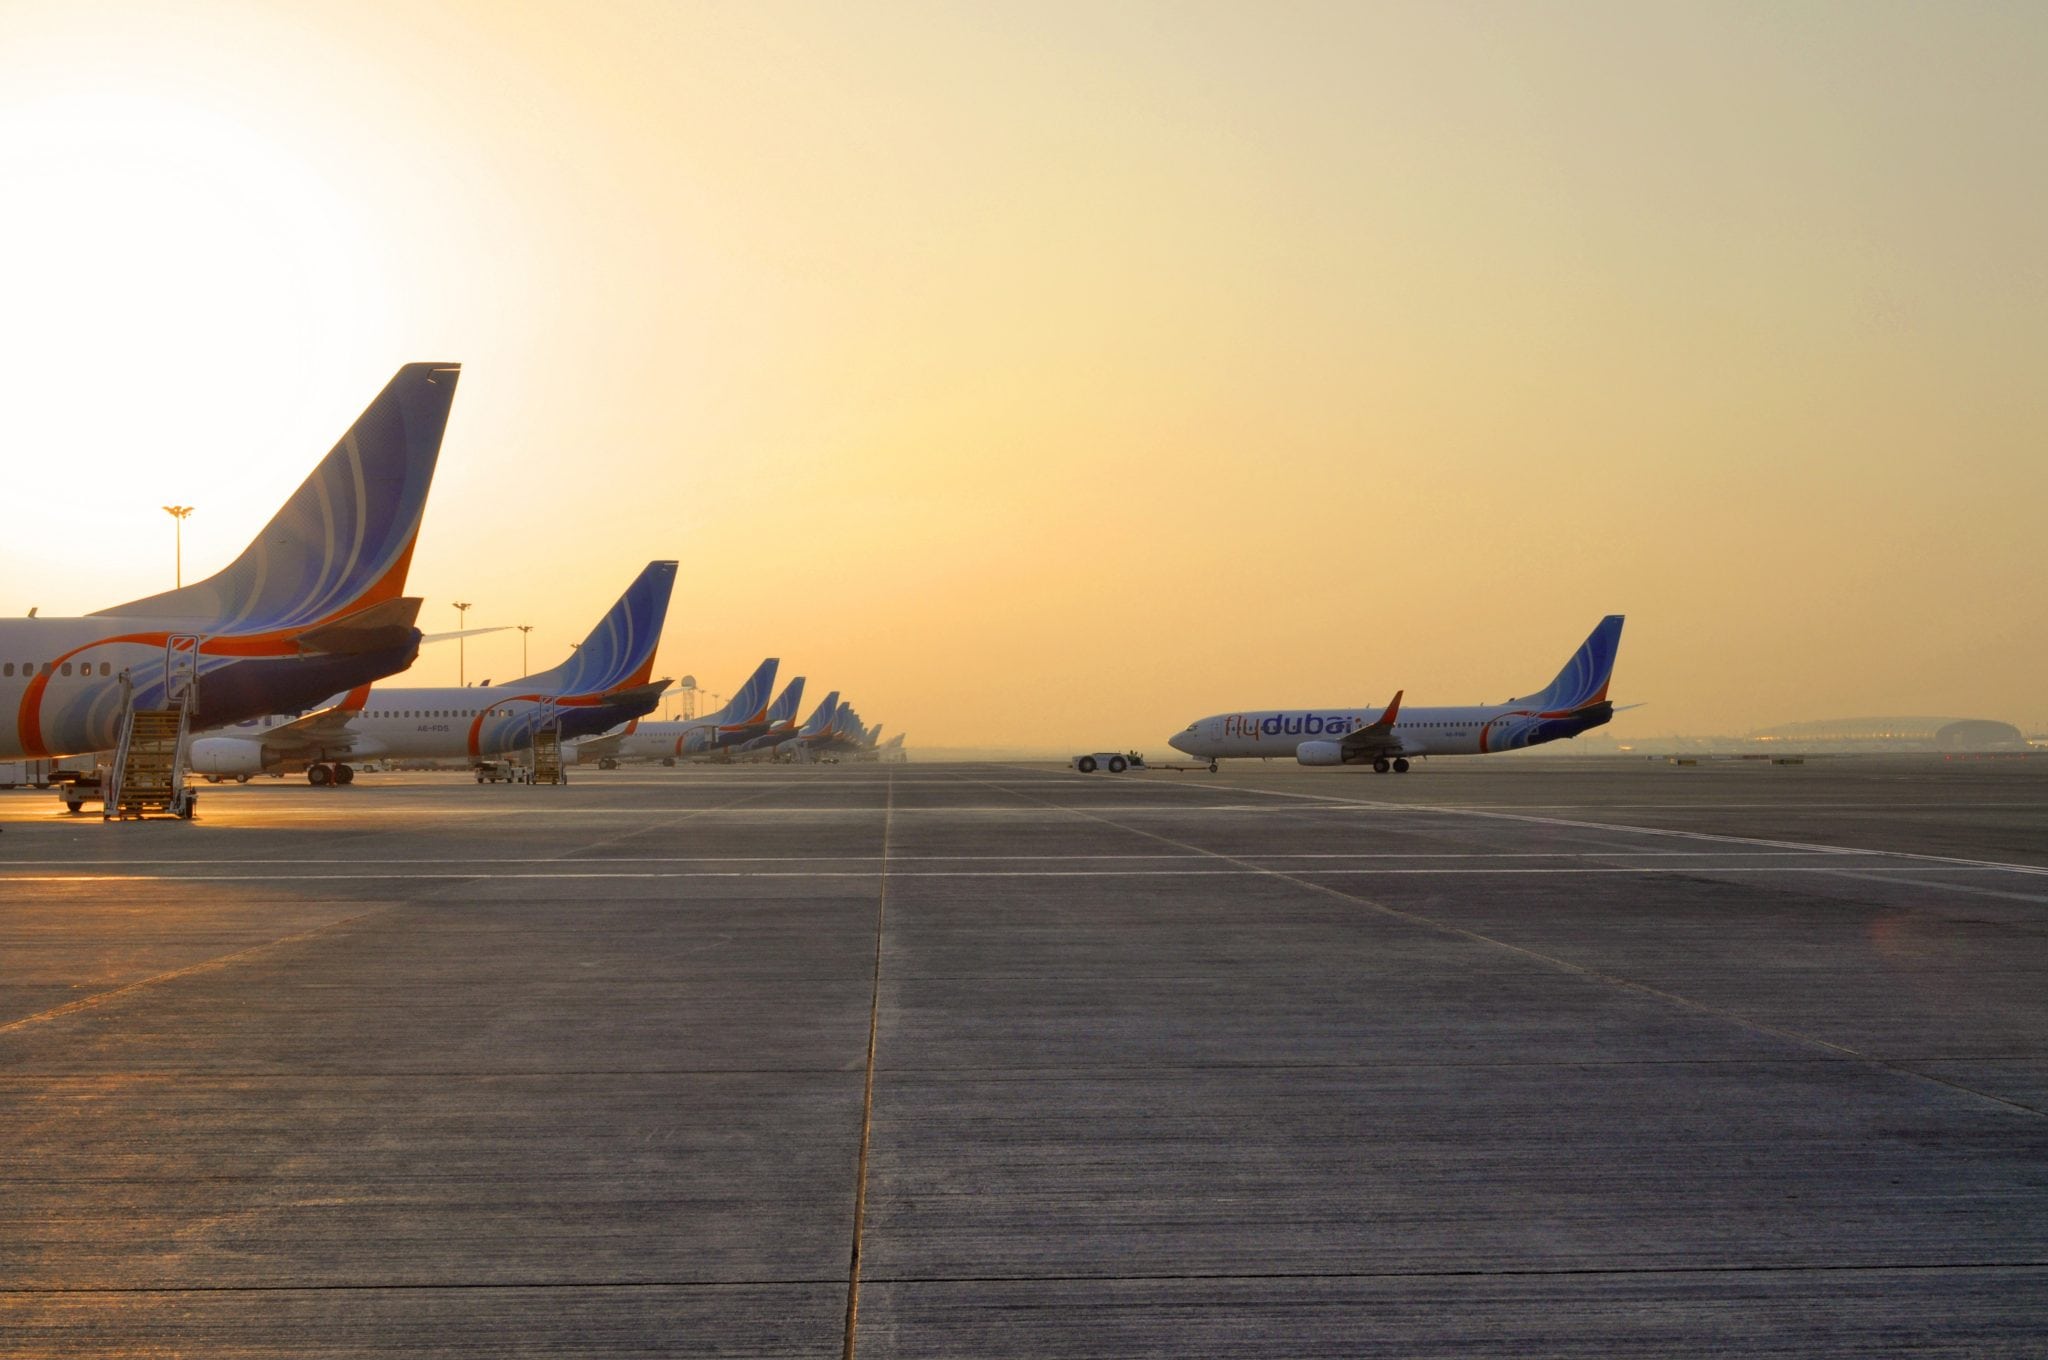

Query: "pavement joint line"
<box><xmin>5</xmin><ymin>1260</ymin><xmax>2048</xmax><ymax>1296</ymax></box>
<box><xmin>0</xmin><ymin>850</ymin><xmax>1868</xmax><ymax>865</ymax></box>
<box><xmin>842</xmin><ymin>768</ymin><xmax>893</xmax><ymax>1360</ymax></box>
<box><xmin>4</xmin><ymin>865</ymin><xmax>2043</xmax><ymax>888</ymax></box>
<box><xmin>955</xmin><ymin>771</ymin><xmax>2048</xmax><ymax>1121</ymax></box>
<box><xmin>0</xmin><ymin>907</ymin><xmax>394</xmax><ymax>1037</ymax></box>
<box><xmin>540</xmin><ymin>780</ymin><xmax>805</xmax><ymax>859</ymax></box>
<box><xmin>1098</xmin><ymin>773</ymin><xmax>2048</xmax><ymax>879</ymax></box>
<box><xmin>14</xmin><ymin>1054</ymin><xmax>2041</xmax><ymax>1081</ymax></box>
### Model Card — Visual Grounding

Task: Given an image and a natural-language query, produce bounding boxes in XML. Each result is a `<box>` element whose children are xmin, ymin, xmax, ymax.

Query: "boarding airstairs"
<box><xmin>105</xmin><ymin>634</ymin><xmax>200</xmax><ymax>820</ymax></box>
<box><xmin>529</xmin><ymin>705</ymin><xmax>566</xmax><ymax>785</ymax></box>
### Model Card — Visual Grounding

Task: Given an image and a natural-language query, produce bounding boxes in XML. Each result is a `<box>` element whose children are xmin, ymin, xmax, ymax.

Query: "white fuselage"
<box><xmin>616</xmin><ymin>717</ymin><xmax>759</xmax><ymax>761</ymax></box>
<box><xmin>0</xmin><ymin>615</ymin><xmax>410</xmax><ymax>762</ymax></box>
<box><xmin>1170</xmin><ymin>703</ymin><xmax>1577</xmax><ymax>762</ymax></box>
<box><xmin>189</xmin><ymin>685</ymin><xmax>612</xmax><ymax>774</ymax></box>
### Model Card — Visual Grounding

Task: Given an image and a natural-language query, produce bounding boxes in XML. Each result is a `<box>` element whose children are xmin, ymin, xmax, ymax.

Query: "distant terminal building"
<box><xmin>1745</xmin><ymin>717</ymin><xmax>2026</xmax><ymax>752</ymax></box>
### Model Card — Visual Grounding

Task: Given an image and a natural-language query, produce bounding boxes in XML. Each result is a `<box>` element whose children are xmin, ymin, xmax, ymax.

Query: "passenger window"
<box><xmin>61</xmin><ymin>662</ymin><xmax>72</xmax><ymax>676</ymax></box>
<box><xmin>2</xmin><ymin>663</ymin><xmax>10</xmax><ymax>677</ymax></box>
<box><xmin>100</xmin><ymin>662</ymin><xmax>111</xmax><ymax>676</ymax></box>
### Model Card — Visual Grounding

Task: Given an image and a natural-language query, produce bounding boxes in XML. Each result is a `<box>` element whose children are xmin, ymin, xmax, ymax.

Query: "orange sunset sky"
<box><xmin>2</xmin><ymin>1</ymin><xmax>2042</xmax><ymax>750</ymax></box>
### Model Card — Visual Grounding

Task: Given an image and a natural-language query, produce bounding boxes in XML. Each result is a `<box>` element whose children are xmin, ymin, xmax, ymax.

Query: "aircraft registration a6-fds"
<box><xmin>1167</xmin><ymin>616</ymin><xmax>1626</xmax><ymax>773</ymax></box>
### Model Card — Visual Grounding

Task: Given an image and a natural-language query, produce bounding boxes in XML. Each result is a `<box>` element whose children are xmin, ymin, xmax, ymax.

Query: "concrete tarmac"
<box><xmin>3</xmin><ymin>756</ymin><xmax>2047</xmax><ymax>1355</ymax></box>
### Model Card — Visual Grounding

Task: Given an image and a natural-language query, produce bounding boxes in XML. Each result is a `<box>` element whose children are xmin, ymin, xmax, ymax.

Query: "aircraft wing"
<box><xmin>576</xmin><ymin>731</ymin><xmax>625</xmax><ymax>761</ymax></box>
<box><xmin>1338</xmin><ymin>690</ymin><xmax>1405</xmax><ymax>759</ymax></box>
<box><xmin>244</xmin><ymin>701</ymin><xmax>369</xmax><ymax>759</ymax></box>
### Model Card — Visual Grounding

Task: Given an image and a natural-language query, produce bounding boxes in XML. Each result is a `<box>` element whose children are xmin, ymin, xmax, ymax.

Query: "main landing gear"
<box><xmin>306</xmin><ymin>763</ymin><xmax>355</xmax><ymax>787</ymax></box>
<box><xmin>1371</xmin><ymin>757</ymin><xmax>1412</xmax><ymax>775</ymax></box>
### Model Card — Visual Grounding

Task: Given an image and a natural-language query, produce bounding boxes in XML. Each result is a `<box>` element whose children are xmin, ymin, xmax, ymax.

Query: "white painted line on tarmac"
<box><xmin>0</xmin><ymin>849</ymin><xmax>1864</xmax><ymax>867</ymax></box>
<box><xmin>1089</xmin><ymin>778</ymin><xmax>2048</xmax><ymax>878</ymax></box>
<box><xmin>4</xmin><ymin>865</ymin><xmax>2043</xmax><ymax>892</ymax></box>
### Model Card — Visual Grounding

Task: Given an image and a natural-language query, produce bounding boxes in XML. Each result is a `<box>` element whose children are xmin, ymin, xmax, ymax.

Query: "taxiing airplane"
<box><xmin>1</xmin><ymin>364</ymin><xmax>460</xmax><ymax>762</ymax></box>
<box><xmin>614</xmin><ymin>657</ymin><xmax>780</xmax><ymax>763</ymax></box>
<box><xmin>187</xmin><ymin>560</ymin><xmax>678</xmax><ymax>784</ymax></box>
<box><xmin>1167</xmin><ymin>615</ymin><xmax>1626</xmax><ymax>773</ymax></box>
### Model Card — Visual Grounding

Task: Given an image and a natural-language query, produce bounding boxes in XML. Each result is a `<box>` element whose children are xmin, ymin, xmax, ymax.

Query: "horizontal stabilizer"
<box><xmin>421</xmin><ymin>625</ymin><xmax>509</xmax><ymax>644</ymax></box>
<box><xmin>292</xmin><ymin>597</ymin><xmax>423</xmax><ymax>656</ymax></box>
<box><xmin>603</xmin><ymin>679</ymin><xmax>672</xmax><ymax>710</ymax></box>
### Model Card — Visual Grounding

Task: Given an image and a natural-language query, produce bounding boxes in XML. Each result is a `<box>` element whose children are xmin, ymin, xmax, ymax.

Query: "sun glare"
<box><xmin>0</xmin><ymin>91</ymin><xmax>387</xmax><ymax>598</ymax></box>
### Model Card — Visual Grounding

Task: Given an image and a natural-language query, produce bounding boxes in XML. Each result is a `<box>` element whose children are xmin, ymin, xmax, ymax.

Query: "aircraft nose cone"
<box><xmin>1168</xmin><ymin>729</ymin><xmax>1193</xmax><ymax>755</ymax></box>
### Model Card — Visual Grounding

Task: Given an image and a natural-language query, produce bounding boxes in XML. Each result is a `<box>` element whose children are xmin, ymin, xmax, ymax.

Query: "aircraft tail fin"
<box><xmin>509</xmin><ymin>560</ymin><xmax>679</xmax><ymax>696</ymax></box>
<box><xmin>764</xmin><ymin>675</ymin><xmax>807</xmax><ymax>728</ymax></box>
<box><xmin>94</xmin><ymin>364</ymin><xmax>459</xmax><ymax>630</ymax></box>
<box><xmin>1524</xmin><ymin>615</ymin><xmax>1626</xmax><ymax>713</ymax></box>
<box><xmin>800</xmin><ymin>689</ymin><xmax>840</xmax><ymax>737</ymax></box>
<box><xmin>711</xmin><ymin>658</ymin><xmax>780</xmax><ymax>726</ymax></box>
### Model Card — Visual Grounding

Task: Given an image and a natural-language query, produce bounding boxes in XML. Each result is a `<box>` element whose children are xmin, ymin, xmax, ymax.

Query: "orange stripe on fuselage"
<box><xmin>467</xmin><ymin>691</ymin><xmax>610</xmax><ymax>760</ymax></box>
<box><xmin>14</xmin><ymin>629</ymin><xmax>313</xmax><ymax>758</ymax></box>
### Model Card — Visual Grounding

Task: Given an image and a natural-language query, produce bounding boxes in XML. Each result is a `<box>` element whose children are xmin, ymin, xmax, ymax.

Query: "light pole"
<box><xmin>162</xmin><ymin>506</ymin><xmax>193</xmax><ymax>587</ymax></box>
<box><xmin>516</xmin><ymin>624</ymin><xmax>532</xmax><ymax>676</ymax></box>
<box><xmin>453</xmin><ymin>602</ymin><xmax>472</xmax><ymax>685</ymax></box>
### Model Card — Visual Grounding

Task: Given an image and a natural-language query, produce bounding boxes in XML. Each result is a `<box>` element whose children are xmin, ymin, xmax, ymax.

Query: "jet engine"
<box><xmin>187</xmin><ymin>737</ymin><xmax>269</xmax><ymax>777</ymax></box>
<box><xmin>1295</xmin><ymin>741</ymin><xmax>1346</xmax><ymax>767</ymax></box>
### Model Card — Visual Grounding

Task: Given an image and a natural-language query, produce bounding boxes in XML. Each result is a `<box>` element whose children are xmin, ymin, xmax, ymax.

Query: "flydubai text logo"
<box><xmin>1223</xmin><ymin>713</ymin><xmax>1360</xmax><ymax>741</ymax></box>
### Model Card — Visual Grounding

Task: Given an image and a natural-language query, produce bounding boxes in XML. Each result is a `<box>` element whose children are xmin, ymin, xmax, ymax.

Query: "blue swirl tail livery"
<box><xmin>730</xmin><ymin>676</ymin><xmax>809</xmax><ymax>755</ymax></box>
<box><xmin>1518</xmin><ymin>614</ymin><xmax>1626</xmax><ymax>714</ymax></box>
<box><xmin>610</xmin><ymin>658</ymin><xmax>783</xmax><ymax>761</ymax></box>
<box><xmin>183</xmin><ymin>561</ymin><xmax>682</xmax><ymax>777</ymax></box>
<box><xmin>507</xmin><ymin>560</ymin><xmax>680</xmax><ymax>697</ymax></box>
<box><xmin>5</xmin><ymin>364</ymin><xmax>461</xmax><ymax>761</ymax></box>
<box><xmin>1167</xmin><ymin>615</ymin><xmax>1627</xmax><ymax>772</ymax></box>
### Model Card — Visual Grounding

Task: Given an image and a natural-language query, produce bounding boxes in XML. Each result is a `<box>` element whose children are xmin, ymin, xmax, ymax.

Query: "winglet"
<box><xmin>1373</xmin><ymin>690</ymin><xmax>1403</xmax><ymax>728</ymax></box>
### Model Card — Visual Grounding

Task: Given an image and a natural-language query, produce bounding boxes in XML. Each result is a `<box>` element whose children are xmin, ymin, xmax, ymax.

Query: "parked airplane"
<box><xmin>614</xmin><ymin>657</ymin><xmax>780</xmax><ymax>763</ymax></box>
<box><xmin>730</xmin><ymin>675</ymin><xmax>808</xmax><ymax>755</ymax></box>
<box><xmin>819</xmin><ymin>702</ymin><xmax>870</xmax><ymax>756</ymax></box>
<box><xmin>187</xmin><ymin>560</ymin><xmax>678</xmax><ymax>784</ymax></box>
<box><xmin>775</xmin><ymin>688</ymin><xmax>840</xmax><ymax>760</ymax></box>
<box><xmin>1</xmin><ymin>364</ymin><xmax>459</xmax><ymax>762</ymax></box>
<box><xmin>1167</xmin><ymin>615</ymin><xmax>1626</xmax><ymax>773</ymax></box>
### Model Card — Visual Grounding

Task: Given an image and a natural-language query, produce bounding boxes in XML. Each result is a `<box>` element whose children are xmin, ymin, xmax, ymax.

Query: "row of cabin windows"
<box><xmin>377</xmin><ymin>710</ymin><xmax>515</xmax><ymax>720</ymax></box>
<box><xmin>4</xmin><ymin>661</ymin><xmax>114</xmax><ymax>678</ymax></box>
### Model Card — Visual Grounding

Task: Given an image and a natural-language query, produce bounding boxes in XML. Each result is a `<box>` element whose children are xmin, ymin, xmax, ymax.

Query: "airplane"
<box><xmin>1167</xmin><ymin>615</ymin><xmax>1626</xmax><ymax>773</ymax></box>
<box><xmin>775</xmin><ymin>688</ymin><xmax>840</xmax><ymax>760</ymax></box>
<box><xmin>729</xmin><ymin>675</ymin><xmax>809</xmax><ymax>756</ymax></box>
<box><xmin>613</xmin><ymin>657</ymin><xmax>780</xmax><ymax>764</ymax></box>
<box><xmin>186</xmin><ymin>560</ymin><xmax>679</xmax><ymax>784</ymax></box>
<box><xmin>819</xmin><ymin>702</ymin><xmax>870</xmax><ymax>756</ymax></box>
<box><xmin>1</xmin><ymin>363</ymin><xmax>460</xmax><ymax>763</ymax></box>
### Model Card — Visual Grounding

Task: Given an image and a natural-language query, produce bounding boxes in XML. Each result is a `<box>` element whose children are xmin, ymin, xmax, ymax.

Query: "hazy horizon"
<box><xmin>3</xmin><ymin>2</ymin><xmax>2042</xmax><ymax>748</ymax></box>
